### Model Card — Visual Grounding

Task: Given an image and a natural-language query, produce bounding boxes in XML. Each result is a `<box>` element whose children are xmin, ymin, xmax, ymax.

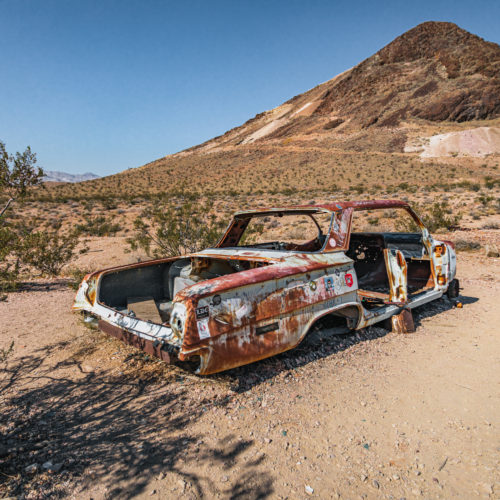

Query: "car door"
<box><xmin>383</xmin><ymin>248</ymin><xmax>408</xmax><ymax>304</ymax></box>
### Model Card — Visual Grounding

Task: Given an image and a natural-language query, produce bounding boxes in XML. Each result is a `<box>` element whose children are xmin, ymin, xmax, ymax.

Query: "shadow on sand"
<box><xmin>0</xmin><ymin>341</ymin><xmax>273</xmax><ymax>499</ymax></box>
<box><xmin>213</xmin><ymin>294</ymin><xmax>479</xmax><ymax>392</ymax></box>
<box><xmin>0</xmin><ymin>294</ymin><xmax>476</xmax><ymax>498</ymax></box>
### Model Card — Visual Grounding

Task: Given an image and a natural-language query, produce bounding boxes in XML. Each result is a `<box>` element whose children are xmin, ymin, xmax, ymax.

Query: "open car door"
<box><xmin>383</xmin><ymin>248</ymin><xmax>408</xmax><ymax>305</ymax></box>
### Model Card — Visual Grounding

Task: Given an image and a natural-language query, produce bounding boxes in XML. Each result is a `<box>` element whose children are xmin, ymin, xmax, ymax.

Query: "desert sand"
<box><xmin>1</xmin><ymin>246</ymin><xmax>498</xmax><ymax>499</ymax></box>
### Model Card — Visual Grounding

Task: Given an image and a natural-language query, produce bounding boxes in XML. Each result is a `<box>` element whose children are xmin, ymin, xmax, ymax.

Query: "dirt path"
<box><xmin>1</xmin><ymin>253</ymin><xmax>499</xmax><ymax>499</ymax></box>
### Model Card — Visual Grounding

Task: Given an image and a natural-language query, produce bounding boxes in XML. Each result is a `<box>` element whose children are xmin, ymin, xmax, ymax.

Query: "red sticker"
<box><xmin>345</xmin><ymin>273</ymin><xmax>354</xmax><ymax>287</ymax></box>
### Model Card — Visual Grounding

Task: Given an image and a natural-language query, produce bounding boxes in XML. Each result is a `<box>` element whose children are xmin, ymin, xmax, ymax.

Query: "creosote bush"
<box><xmin>127</xmin><ymin>200</ymin><xmax>224</xmax><ymax>258</ymax></box>
<box><xmin>1</xmin><ymin>141</ymin><xmax>83</xmax><ymax>289</ymax></box>
<box><xmin>396</xmin><ymin>201</ymin><xmax>462</xmax><ymax>232</ymax></box>
<box><xmin>75</xmin><ymin>215</ymin><xmax>122</xmax><ymax>236</ymax></box>
<box><xmin>17</xmin><ymin>227</ymin><xmax>82</xmax><ymax>276</ymax></box>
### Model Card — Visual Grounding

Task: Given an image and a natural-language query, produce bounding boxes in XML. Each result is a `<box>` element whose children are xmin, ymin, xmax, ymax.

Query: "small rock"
<box><xmin>149</xmin><ymin>489</ymin><xmax>157</xmax><ymax>496</ymax></box>
<box><xmin>158</xmin><ymin>472</ymin><xmax>165</xmax><ymax>480</ymax></box>
<box><xmin>372</xmin><ymin>479</ymin><xmax>380</xmax><ymax>489</ymax></box>
<box><xmin>264</xmin><ymin>438</ymin><xmax>272</xmax><ymax>444</ymax></box>
<box><xmin>50</xmin><ymin>463</ymin><xmax>63</xmax><ymax>473</ymax></box>
<box><xmin>25</xmin><ymin>463</ymin><xmax>38</xmax><ymax>473</ymax></box>
<box><xmin>486</xmin><ymin>245</ymin><xmax>500</xmax><ymax>258</ymax></box>
<box><xmin>42</xmin><ymin>460</ymin><xmax>53</xmax><ymax>470</ymax></box>
<box><xmin>481</xmin><ymin>484</ymin><xmax>493</xmax><ymax>495</ymax></box>
<box><xmin>305</xmin><ymin>485</ymin><xmax>314</xmax><ymax>495</ymax></box>
<box><xmin>392</xmin><ymin>474</ymin><xmax>400</xmax><ymax>480</ymax></box>
<box><xmin>221</xmin><ymin>475</ymin><xmax>229</xmax><ymax>483</ymax></box>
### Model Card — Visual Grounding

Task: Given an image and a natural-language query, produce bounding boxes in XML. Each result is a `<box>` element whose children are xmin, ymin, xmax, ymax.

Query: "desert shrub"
<box><xmin>75</xmin><ymin>215</ymin><xmax>122</xmax><ymax>236</ymax></box>
<box><xmin>482</xmin><ymin>222</ymin><xmax>499</xmax><ymax>230</ymax></box>
<box><xmin>484</xmin><ymin>177</ymin><xmax>499</xmax><ymax>190</ymax></box>
<box><xmin>239</xmin><ymin>223</ymin><xmax>265</xmax><ymax>245</ymax></box>
<box><xmin>16</xmin><ymin>228</ymin><xmax>81</xmax><ymax>276</ymax></box>
<box><xmin>0</xmin><ymin>142</ymin><xmax>44</xmax><ymax>203</ymax></box>
<box><xmin>67</xmin><ymin>266</ymin><xmax>93</xmax><ymax>290</ymax></box>
<box><xmin>457</xmin><ymin>180</ymin><xmax>481</xmax><ymax>191</ymax></box>
<box><xmin>0</xmin><ymin>341</ymin><xmax>14</xmax><ymax>363</ymax></box>
<box><xmin>454</xmin><ymin>240</ymin><xmax>481</xmax><ymax>252</ymax></box>
<box><xmin>102</xmin><ymin>198</ymin><xmax>117</xmax><ymax>210</ymax></box>
<box><xmin>1</xmin><ymin>141</ymin><xmax>44</xmax><ymax>289</ymax></box>
<box><xmin>478</xmin><ymin>194</ymin><xmax>494</xmax><ymax>206</ymax></box>
<box><xmin>396</xmin><ymin>202</ymin><xmax>462</xmax><ymax>232</ymax></box>
<box><xmin>0</xmin><ymin>225</ymin><xmax>20</xmax><ymax>291</ymax></box>
<box><xmin>127</xmin><ymin>201</ymin><xmax>224</xmax><ymax>258</ymax></box>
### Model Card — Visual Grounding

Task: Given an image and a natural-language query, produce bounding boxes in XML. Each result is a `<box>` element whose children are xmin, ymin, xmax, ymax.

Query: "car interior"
<box><xmin>346</xmin><ymin>209</ymin><xmax>433</xmax><ymax>306</ymax></box>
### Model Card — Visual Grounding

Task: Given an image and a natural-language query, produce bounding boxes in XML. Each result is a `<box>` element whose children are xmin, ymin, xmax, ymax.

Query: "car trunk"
<box><xmin>97</xmin><ymin>256</ymin><xmax>269</xmax><ymax>325</ymax></box>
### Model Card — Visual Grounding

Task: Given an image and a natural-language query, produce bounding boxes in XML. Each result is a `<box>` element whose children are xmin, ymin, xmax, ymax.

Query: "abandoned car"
<box><xmin>73</xmin><ymin>200</ymin><xmax>458</xmax><ymax>375</ymax></box>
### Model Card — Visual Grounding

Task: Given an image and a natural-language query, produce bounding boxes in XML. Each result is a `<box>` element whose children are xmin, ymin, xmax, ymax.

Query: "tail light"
<box><xmin>85</xmin><ymin>277</ymin><xmax>97</xmax><ymax>305</ymax></box>
<box><xmin>434</xmin><ymin>244</ymin><xmax>446</xmax><ymax>257</ymax></box>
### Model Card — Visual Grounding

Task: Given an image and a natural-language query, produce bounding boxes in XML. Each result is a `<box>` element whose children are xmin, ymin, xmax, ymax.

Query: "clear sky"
<box><xmin>1</xmin><ymin>0</ymin><xmax>499</xmax><ymax>176</ymax></box>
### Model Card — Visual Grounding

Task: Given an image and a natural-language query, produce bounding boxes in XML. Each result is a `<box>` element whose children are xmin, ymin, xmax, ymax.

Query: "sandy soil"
<box><xmin>1</xmin><ymin>250</ymin><xmax>499</xmax><ymax>500</ymax></box>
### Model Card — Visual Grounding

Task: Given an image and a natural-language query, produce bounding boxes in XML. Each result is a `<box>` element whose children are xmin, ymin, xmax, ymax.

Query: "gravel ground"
<box><xmin>0</xmin><ymin>251</ymin><xmax>499</xmax><ymax>499</ymax></box>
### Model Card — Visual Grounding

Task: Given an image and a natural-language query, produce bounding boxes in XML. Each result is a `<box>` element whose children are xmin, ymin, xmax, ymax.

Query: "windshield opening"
<box><xmin>235</xmin><ymin>211</ymin><xmax>333</xmax><ymax>252</ymax></box>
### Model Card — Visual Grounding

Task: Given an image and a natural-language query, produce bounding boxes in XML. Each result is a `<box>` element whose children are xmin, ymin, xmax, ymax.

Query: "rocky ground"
<box><xmin>0</xmin><ymin>250</ymin><xmax>499</xmax><ymax>500</ymax></box>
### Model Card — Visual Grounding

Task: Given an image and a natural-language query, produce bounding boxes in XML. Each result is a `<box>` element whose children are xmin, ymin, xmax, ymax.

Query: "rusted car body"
<box><xmin>73</xmin><ymin>200</ymin><xmax>458</xmax><ymax>375</ymax></box>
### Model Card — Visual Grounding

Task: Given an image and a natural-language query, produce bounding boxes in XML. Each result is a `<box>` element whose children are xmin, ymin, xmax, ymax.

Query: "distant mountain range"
<box><xmin>43</xmin><ymin>171</ymin><xmax>100</xmax><ymax>183</ymax></box>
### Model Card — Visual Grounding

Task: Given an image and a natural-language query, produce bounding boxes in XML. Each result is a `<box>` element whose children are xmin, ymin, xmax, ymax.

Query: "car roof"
<box><xmin>233</xmin><ymin>199</ymin><xmax>410</xmax><ymax>217</ymax></box>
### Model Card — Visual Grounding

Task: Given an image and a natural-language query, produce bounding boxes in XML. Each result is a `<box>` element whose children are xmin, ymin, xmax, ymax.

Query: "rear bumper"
<box><xmin>97</xmin><ymin>320</ymin><xmax>178</xmax><ymax>364</ymax></box>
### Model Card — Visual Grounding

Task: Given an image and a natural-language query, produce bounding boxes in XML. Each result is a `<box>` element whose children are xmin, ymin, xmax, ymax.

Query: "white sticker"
<box><xmin>329</xmin><ymin>238</ymin><xmax>336</xmax><ymax>247</ymax></box>
<box><xmin>197</xmin><ymin>318</ymin><xmax>211</xmax><ymax>339</ymax></box>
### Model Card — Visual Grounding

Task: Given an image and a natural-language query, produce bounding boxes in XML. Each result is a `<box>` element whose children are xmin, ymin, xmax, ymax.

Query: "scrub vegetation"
<box><xmin>0</xmin><ymin>142</ymin><xmax>84</xmax><ymax>290</ymax></box>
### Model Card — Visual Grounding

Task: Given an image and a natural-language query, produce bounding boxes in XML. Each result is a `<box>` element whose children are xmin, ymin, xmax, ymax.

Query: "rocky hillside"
<box><xmin>188</xmin><ymin>21</ymin><xmax>499</xmax><ymax>152</ymax></box>
<box><xmin>40</xmin><ymin>22</ymin><xmax>500</xmax><ymax>200</ymax></box>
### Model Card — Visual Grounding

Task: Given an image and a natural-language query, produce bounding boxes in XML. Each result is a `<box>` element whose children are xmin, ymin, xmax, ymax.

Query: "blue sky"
<box><xmin>1</xmin><ymin>0</ymin><xmax>499</xmax><ymax>176</ymax></box>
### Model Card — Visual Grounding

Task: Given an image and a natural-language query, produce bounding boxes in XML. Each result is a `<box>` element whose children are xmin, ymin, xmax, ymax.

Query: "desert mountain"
<box><xmin>44</xmin><ymin>22</ymin><xmax>500</xmax><ymax>200</ymax></box>
<box><xmin>43</xmin><ymin>171</ymin><xmax>100</xmax><ymax>183</ymax></box>
<box><xmin>188</xmin><ymin>21</ymin><xmax>499</xmax><ymax>153</ymax></box>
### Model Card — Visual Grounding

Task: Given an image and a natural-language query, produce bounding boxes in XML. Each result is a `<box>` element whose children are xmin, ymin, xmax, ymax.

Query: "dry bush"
<box><xmin>17</xmin><ymin>227</ymin><xmax>82</xmax><ymax>276</ymax></box>
<box><xmin>127</xmin><ymin>200</ymin><xmax>224</xmax><ymax>258</ymax></box>
<box><xmin>396</xmin><ymin>201</ymin><xmax>462</xmax><ymax>232</ymax></box>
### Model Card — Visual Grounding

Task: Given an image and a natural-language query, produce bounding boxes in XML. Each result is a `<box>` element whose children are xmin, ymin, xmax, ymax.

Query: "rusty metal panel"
<box><xmin>383</xmin><ymin>249</ymin><xmax>408</xmax><ymax>304</ymax></box>
<box><xmin>98</xmin><ymin>320</ymin><xmax>173</xmax><ymax>363</ymax></box>
<box><xmin>391</xmin><ymin>308</ymin><xmax>415</xmax><ymax>334</ymax></box>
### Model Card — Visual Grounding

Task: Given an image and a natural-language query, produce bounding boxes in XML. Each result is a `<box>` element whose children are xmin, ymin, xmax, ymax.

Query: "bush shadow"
<box><xmin>0</xmin><ymin>340</ymin><xmax>274</xmax><ymax>499</ymax></box>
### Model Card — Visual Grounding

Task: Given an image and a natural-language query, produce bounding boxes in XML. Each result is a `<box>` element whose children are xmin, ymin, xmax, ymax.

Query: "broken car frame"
<box><xmin>73</xmin><ymin>200</ymin><xmax>458</xmax><ymax>374</ymax></box>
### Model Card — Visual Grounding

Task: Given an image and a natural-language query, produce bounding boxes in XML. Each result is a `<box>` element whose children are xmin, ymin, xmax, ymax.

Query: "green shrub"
<box><xmin>127</xmin><ymin>201</ymin><xmax>224</xmax><ymax>258</ymax></box>
<box><xmin>67</xmin><ymin>266</ymin><xmax>93</xmax><ymax>290</ymax></box>
<box><xmin>17</xmin><ymin>228</ymin><xmax>81</xmax><ymax>276</ymax></box>
<box><xmin>454</xmin><ymin>240</ymin><xmax>481</xmax><ymax>252</ymax></box>
<box><xmin>75</xmin><ymin>215</ymin><xmax>122</xmax><ymax>236</ymax></box>
<box><xmin>397</xmin><ymin>202</ymin><xmax>461</xmax><ymax>232</ymax></box>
